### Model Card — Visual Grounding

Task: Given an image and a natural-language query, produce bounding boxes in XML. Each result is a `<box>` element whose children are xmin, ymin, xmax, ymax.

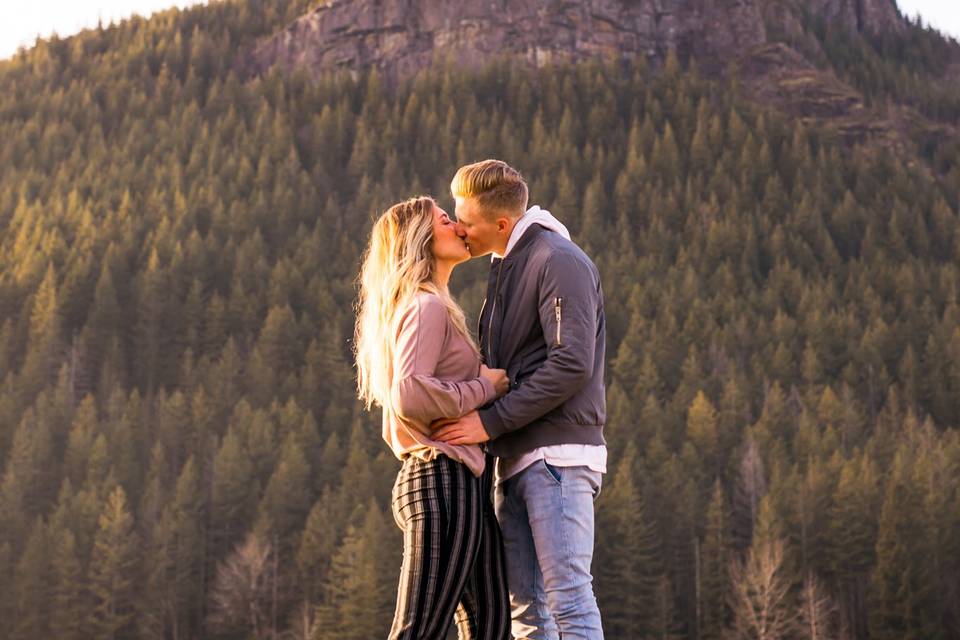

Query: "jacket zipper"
<box><xmin>554</xmin><ymin>297</ymin><xmax>563</xmax><ymax>346</ymax></box>
<box><xmin>476</xmin><ymin>297</ymin><xmax>487</xmax><ymax>351</ymax></box>
<box><xmin>486</xmin><ymin>259</ymin><xmax>505</xmax><ymax>363</ymax></box>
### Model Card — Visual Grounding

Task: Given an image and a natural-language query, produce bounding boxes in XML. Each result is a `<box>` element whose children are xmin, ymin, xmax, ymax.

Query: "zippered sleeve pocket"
<box><xmin>554</xmin><ymin>297</ymin><xmax>563</xmax><ymax>346</ymax></box>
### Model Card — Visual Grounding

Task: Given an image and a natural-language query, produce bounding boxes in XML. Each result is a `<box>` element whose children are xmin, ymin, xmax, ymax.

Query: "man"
<box><xmin>434</xmin><ymin>159</ymin><xmax>607</xmax><ymax>639</ymax></box>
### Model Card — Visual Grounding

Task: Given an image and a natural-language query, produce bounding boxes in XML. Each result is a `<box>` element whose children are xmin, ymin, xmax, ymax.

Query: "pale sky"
<box><xmin>0</xmin><ymin>0</ymin><xmax>958</xmax><ymax>61</ymax></box>
<box><xmin>1</xmin><ymin>1</ymin><xmax>209</xmax><ymax>60</ymax></box>
<box><xmin>897</xmin><ymin>0</ymin><xmax>960</xmax><ymax>41</ymax></box>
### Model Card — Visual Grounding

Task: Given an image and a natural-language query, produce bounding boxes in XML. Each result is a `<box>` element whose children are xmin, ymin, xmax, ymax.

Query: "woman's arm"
<box><xmin>390</xmin><ymin>295</ymin><xmax>498</xmax><ymax>425</ymax></box>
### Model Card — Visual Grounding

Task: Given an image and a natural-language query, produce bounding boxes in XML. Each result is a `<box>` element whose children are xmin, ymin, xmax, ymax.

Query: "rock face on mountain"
<box><xmin>806</xmin><ymin>0</ymin><xmax>904</xmax><ymax>35</ymax></box>
<box><xmin>244</xmin><ymin>0</ymin><xmax>769</xmax><ymax>78</ymax></box>
<box><xmin>242</xmin><ymin>0</ymin><xmax>905</xmax><ymax>80</ymax></box>
<box><xmin>239</xmin><ymin>0</ymin><xmax>943</xmax><ymax>153</ymax></box>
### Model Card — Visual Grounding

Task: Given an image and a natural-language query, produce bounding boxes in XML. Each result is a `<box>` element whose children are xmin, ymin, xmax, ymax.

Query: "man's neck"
<box><xmin>492</xmin><ymin>211</ymin><xmax>525</xmax><ymax>258</ymax></box>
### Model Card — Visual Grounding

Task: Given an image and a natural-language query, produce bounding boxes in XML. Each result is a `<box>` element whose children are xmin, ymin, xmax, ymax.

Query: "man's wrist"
<box><xmin>478</xmin><ymin>406</ymin><xmax>505</xmax><ymax>440</ymax></box>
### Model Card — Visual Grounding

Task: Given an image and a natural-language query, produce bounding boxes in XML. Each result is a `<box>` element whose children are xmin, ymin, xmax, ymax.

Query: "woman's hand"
<box><xmin>480</xmin><ymin>364</ymin><xmax>510</xmax><ymax>398</ymax></box>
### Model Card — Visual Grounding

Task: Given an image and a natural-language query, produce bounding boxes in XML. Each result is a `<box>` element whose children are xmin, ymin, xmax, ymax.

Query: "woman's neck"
<box><xmin>433</xmin><ymin>260</ymin><xmax>453</xmax><ymax>290</ymax></box>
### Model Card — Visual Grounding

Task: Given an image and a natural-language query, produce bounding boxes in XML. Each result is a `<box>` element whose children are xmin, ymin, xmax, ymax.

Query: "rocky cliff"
<box><xmin>805</xmin><ymin>0</ymin><xmax>904</xmax><ymax>35</ymax></box>
<box><xmin>242</xmin><ymin>0</ymin><xmax>905</xmax><ymax>80</ymax></box>
<box><xmin>239</xmin><ymin>0</ymin><xmax>960</xmax><ymax>156</ymax></box>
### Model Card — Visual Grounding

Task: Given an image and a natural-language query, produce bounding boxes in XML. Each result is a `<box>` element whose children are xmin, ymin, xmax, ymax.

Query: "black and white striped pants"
<box><xmin>389</xmin><ymin>453</ymin><xmax>510</xmax><ymax>640</ymax></box>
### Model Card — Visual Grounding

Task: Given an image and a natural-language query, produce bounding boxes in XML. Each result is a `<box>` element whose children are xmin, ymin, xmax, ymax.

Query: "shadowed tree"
<box><xmin>295</xmin><ymin>488</ymin><xmax>341</xmax><ymax>610</ymax></box>
<box><xmin>19</xmin><ymin>264</ymin><xmax>65</xmax><ymax>403</ymax></box>
<box><xmin>596</xmin><ymin>442</ymin><xmax>663</xmax><ymax>637</ymax></box>
<box><xmin>12</xmin><ymin>517</ymin><xmax>51</xmax><ymax>640</ymax></box>
<box><xmin>699</xmin><ymin>479</ymin><xmax>729</xmax><ymax>640</ymax></box>
<box><xmin>732</xmin><ymin>434</ymin><xmax>766</xmax><ymax>551</ymax></box>
<box><xmin>207</xmin><ymin>530</ymin><xmax>276</xmax><ymax>640</ymax></box>
<box><xmin>315</xmin><ymin>500</ymin><xmax>395</xmax><ymax>640</ymax></box>
<box><xmin>868</xmin><ymin>446</ymin><xmax>940</xmax><ymax>640</ymax></box>
<box><xmin>88</xmin><ymin>485</ymin><xmax>140</xmax><ymax>640</ymax></box>
<box><xmin>50</xmin><ymin>527</ymin><xmax>86</xmax><ymax>640</ymax></box>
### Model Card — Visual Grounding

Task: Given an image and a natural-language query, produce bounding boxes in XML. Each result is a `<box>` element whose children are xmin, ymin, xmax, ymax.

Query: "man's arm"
<box><xmin>479</xmin><ymin>250</ymin><xmax>600</xmax><ymax>439</ymax></box>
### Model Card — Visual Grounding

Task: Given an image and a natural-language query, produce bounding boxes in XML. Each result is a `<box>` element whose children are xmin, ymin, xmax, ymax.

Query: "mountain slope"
<box><xmin>242</xmin><ymin>0</ymin><xmax>960</xmax><ymax>160</ymax></box>
<box><xmin>0</xmin><ymin>1</ymin><xmax>959</xmax><ymax>638</ymax></box>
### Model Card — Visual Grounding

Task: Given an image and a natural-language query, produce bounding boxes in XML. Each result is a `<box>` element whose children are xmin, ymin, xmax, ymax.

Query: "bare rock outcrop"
<box><xmin>242</xmin><ymin>0</ymin><xmax>770</xmax><ymax>80</ymax></box>
<box><xmin>242</xmin><ymin>0</ymin><xmax>910</xmax><ymax>81</ymax></box>
<box><xmin>804</xmin><ymin>0</ymin><xmax>904</xmax><ymax>35</ymax></box>
<box><xmin>238</xmin><ymin>0</ymin><xmax>941</xmax><ymax>155</ymax></box>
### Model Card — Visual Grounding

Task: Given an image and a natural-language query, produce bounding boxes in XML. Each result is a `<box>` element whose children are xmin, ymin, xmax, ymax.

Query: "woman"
<box><xmin>354</xmin><ymin>195</ymin><xmax>511</xmax><ymax>639</ymax></box>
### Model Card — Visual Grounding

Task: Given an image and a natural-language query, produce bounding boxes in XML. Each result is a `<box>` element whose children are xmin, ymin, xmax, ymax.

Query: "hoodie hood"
<box><xmin>495</xmin><ymin>205</ymin><xmax>571</xmax><ymax>259</ymax></box>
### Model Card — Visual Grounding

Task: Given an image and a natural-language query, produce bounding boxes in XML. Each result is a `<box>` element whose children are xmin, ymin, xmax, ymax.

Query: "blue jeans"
<box><xmin>494</xmin><ymin>460</ymin><xmax>604</xmax><ymax>640</ymax></box>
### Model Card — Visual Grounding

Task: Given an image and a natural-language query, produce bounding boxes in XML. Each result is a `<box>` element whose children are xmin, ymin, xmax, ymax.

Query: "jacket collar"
<box><xmin>500</xmin><ymin>224</ymin><xmax>545</xmax><ymax>264</ymax></box>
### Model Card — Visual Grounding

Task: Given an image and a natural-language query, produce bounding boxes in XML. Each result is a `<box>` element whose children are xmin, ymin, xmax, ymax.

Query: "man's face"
<box><xmin>454</xmin><ymin>196</ymin><xmax>502</xmax><ymax>257</ymax></box>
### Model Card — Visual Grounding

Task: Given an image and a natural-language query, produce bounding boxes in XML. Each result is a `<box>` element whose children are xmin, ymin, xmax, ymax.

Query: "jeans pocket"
<box><xmin>591</xmin><ymin>470</ymin><xmax>603</xmax><ymax>500</ymax></box>
<box><xmin>542</xmin><ymin>460</ymin><xmax>563</xmax><ymax>485</ymax></box>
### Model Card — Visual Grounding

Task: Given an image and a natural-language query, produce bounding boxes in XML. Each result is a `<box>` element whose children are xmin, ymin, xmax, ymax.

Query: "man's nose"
<box><xmin>454</xmin><ymin>223</ymin><xmax>466</xmax><ymax>237</ymax></box>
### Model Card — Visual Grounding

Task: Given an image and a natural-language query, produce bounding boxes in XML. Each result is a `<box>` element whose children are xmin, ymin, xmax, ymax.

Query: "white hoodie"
<box><xmin>496</xmin><ymin>204</ymin><xmax>570</xmax><ymax>258</ymax></box>
<box><xmin>493</xmin><ymin>205</ymin><xmax>607</xmax><ymax>484</ymax></box>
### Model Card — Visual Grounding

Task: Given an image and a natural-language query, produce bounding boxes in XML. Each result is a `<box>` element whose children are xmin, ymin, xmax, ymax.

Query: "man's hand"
<box><xmin>480</xmin><ymin>364</ymin><xmax>510</xmax><ymax>397</ymax></box>
<box><xmin>432</xmin><ymin>410</ymin><xmax>490</xmax><ymax>445</ymax></box>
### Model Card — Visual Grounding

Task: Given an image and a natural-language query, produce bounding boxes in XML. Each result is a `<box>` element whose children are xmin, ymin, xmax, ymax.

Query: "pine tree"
<box><xmin>868</xmin><ymin>448</ymin><xmax>939</xmax><ymax>640</ymax></box>
<box><xmin>83</xmin><ymin>259</ymin><xmax>123</xmax><ymax>387</ymax></box>
<box><xmin>790</xmin><ymin>457</ymin><xmax>835</xmax><ymax>579</ymax></box>
<box><xmin>166</xmin><ymin>456</ymin><xmax>205</xmax><ymax>637</ymax></box>
<box><xmin>88</xmin><ymin>485</ymin><xmax>140</xmax><ymax>640</ymax></box>
<box><xmin>651</xmin><ymin>573</ymin><xmax>684</xmax><ymax>640</ymax></box>
<box><xmin>257</xmin><ymin>431</ymin><xmax>312</xmax><ymax>551</ymax></box>
<box><xmin>157</xmin><ymin>390</ymin><xmax>192</xmax><ymax>477</ymax></box>
<box><xmin>12</xmin><ymin>517</ymin><xmax>51</xmax><ymax>640</ymax></box>
<box><xmin>687</xmin><ymin>391</ymin><xmax>720</xmax><ymax>480</ymax></box>
<box><xmin>336</xmin><ymin>419</ymin><xmax>378</xmax><ymax>511</ymax></box>
<box><xmin>296</xmin><ymin>489</ymin><xmax>342</xmax><ymax>605</ymax></box>
<box><xmin>135</xmin><ymin>249</ymin><xmax>169</xmax><ymax>393</ymax></box>
<box><xmin>596</xmin><ymin>442</ymin><xmax>662</xmax><ymax>637</ymax></box>
<box><xmin>698</xmin><ymin>479</ymin><xmax>729</xmax><ymax>640</ymax></box>
<box><xmin>0</xmin><ymin>542</ymin><xmax>12</xmax><ymax>631</ymax></box>
<box><xmin>211</xmin><ymin>427</ymin><xmax>258</xmax><ymax>559</ymax></box>
<box><xmin>580</xmin><ymin>172</ymin><xmax>610</xmax><ymax>254</ymax></box>
<box><xmin>316</xmin><ymin>500</ymin><xmax>395</xmax><ymax>640</ymax></box>
<box><xmin>50</xmin><ymin>527</ymin><xmax>86</xmax><ymax>640</ymax></box>
<box><xmin>20</xmin><ymin>263</ymin><xmax>65</xmax><ymax>400</ymax></box>
<box><xmin>64</xmin><ymin>394</ymin><xmax>99</xmax><ymax>486</ymax></box>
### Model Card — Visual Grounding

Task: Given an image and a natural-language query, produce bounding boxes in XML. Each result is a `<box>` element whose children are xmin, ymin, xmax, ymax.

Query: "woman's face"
<box><xmin>431</xmin><ymin>204</ymin><xmax>470</xmax><ymax>265</ymax></box>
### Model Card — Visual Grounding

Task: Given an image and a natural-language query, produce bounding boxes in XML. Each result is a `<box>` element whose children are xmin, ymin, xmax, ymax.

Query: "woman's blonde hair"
<box><xmin>354</xmin><ymin>196</ymin><xmax>477</xmax><ymax>411</ymax></box>
<box><xmin>451</xmin><ymin>159</ymin><xmax>529</xmax><ymax>218</ymax></box>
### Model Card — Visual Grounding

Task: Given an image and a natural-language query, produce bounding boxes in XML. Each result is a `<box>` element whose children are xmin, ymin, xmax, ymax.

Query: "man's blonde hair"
<box><xmin>451</xmin><ymin>159</ymin><xmax>528</xmax><ymax>218</ymax></box>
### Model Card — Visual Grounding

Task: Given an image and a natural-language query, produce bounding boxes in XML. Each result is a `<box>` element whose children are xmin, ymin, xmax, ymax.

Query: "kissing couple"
<box><xmin>354</xmin><ymin>160</ymin><xmax>607</xmax><ymax>640</ymax></box>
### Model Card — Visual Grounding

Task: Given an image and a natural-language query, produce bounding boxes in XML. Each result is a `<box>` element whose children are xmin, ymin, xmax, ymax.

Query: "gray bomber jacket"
<box><xmin>478</xmin><ymin>224</ymin><xmax>606</xmax><ymax>457</ymax></box>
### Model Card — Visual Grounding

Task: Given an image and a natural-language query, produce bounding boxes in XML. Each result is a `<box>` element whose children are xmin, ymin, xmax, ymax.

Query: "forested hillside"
<box><xmin>0</xmin><ymin>0</ymin><xmax>959</xmax><ymax>638</ymax></box>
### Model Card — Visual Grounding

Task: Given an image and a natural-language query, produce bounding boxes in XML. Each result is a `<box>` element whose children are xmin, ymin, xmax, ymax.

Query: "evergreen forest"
<box><xmin>0</xmin><ymin>0</ymin><xmax>959</xmax><ymax>638</ymax></box>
